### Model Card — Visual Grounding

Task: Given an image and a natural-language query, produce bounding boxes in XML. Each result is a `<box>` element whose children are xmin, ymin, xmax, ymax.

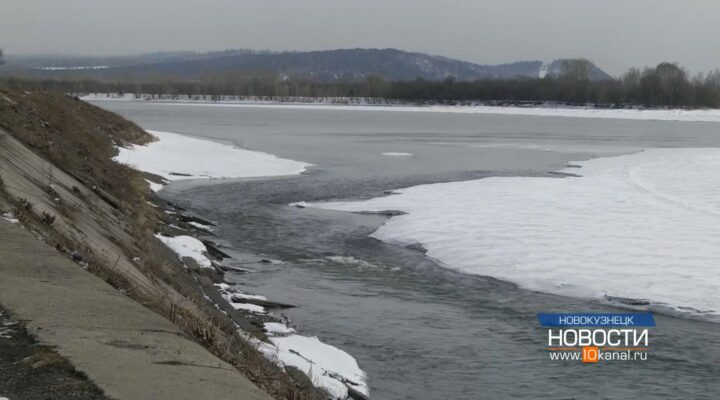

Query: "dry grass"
<box><xmin>19</xmin><ymin>347</ymin><xmax>68</xmax><ymax>369</ymax></box>
<box><xmin>165</xmin><ymin>301</ymin><xmax>325</xmax><ymax>400</ymax></box>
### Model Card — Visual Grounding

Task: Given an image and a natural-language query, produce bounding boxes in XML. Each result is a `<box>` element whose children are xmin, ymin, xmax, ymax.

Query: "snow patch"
<box><xmin>231</xmin><ymin>302</ymin><xmax>265</xmax><ymax>313</ymax></box>
<box><xmin>264</xmin><ymin>322</ymin><xmax>296</xmax><ymax>335</ymax></box>
<box><xmin>114</xmin><ymin>130</ymin><xmax>311</xmax><ymax>188</ymax></box>
<box><xmin>231</xmin><ymin>292</ymin><xmax>266</xmax><ymax>301</ymax></box>
<box><xmin>1</xmin><ymin>212</ymin><xmax>19</xmax><ymax>224</ymax></box>
<box><xmin>214</xmin><ymin>283</ymin><xmax>266</xmax><ymax>313</ymax></box>
<box><xmin>144</xmin><ymin>179</ymin><xmax>164</xmax><ymax>192</ymax></box>
<box><xmin>538</xmin><ymin>61</ymin><xmax>550</xmax><ymax>79</ymax></box>
<box><xmin>155</xmin><ymin>234</ymin><xmax>212</xmax><ymax>268</ymax></box>
<box><xmin>258</xmin><ymin>334</ymin><xmax>368</xmax><ymax>399</ymax></box>
<box><xmin>326</xmin><ymin>256</ymin><xmax>382</xmax><ymax>270</ymax></box>
<box><xmin>0</xmin><ymin>328</ymin><xmax>12</xmax><ymax>339</ymax></box>
<box><xmin>215</xmin><ymin>284</ymin><xmax>368</xmax><ymax>397</ymax></box>
<box><xmin>188</xmin><ymin>221</ymin><xmax>214</xmax><ymax>231</ymax></box>
<box><xmin>216</xmin><ymin>280</ymin><xmax>369</xmax><ymax>397</ymax></box>
<box><xmin>305</xmin><ymin>148</ymin><xmax>720</xmax><ymax>318</ymax></box>
<box><xmin>36</xmin><ymin>65</ymin><xmax>108</xmax><ymax>70</ymax></box>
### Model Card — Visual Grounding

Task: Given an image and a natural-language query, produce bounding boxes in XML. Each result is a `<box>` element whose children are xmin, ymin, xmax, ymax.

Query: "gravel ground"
<box><xmin>0</xmin><ymin>307</ymin><xmax>108</xmax><ymax>400</ymax></box>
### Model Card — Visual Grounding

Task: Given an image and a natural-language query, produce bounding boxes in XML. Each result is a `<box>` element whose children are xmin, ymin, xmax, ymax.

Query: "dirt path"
<box><xmin>0</xmin><ymin>218</ymin><xmax>273</xmax><ymax>400</ymax></box>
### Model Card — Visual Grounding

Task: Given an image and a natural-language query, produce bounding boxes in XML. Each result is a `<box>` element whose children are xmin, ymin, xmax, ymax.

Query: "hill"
<box><xmin>1</xmin><ymin>48</ymin><xmax>612</xmax><ymax>82</ymax></box>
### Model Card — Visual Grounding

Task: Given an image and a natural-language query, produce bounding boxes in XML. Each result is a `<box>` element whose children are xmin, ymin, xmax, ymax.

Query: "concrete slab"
<box><xmin>0</xmin><ymin>219</ymin><xmax>273</xmax><ymax>400</ymax></box>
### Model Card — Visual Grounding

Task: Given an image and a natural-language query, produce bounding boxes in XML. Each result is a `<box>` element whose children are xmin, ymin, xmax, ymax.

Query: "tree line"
<box><xmin>3</xmin><ymin>61</ymin><xmax>720</xmax><ymax>108</ymax></box>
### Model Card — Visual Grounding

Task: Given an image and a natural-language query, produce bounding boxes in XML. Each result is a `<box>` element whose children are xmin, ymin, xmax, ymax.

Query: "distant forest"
<box><xmin>4</xmin><ymin>61</ymin><xmax>720</xmax><ymax>108</ymax></box>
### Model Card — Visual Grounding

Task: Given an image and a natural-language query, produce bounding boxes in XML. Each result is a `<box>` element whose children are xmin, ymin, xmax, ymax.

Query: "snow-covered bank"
<box><xmin>113</xmin><ymin>126</ymin><xmax>365</xmax><ymax>398</ymax></box>
<box><xmin>155</xmin><ymin>214</ymin><xmax>369</xmax><ymax>399</ymax></box>
<box><xmin>301</xmin><ymin>148</ymin><xmax>720</xmax><ymax>318</ymax></box>
<box><xmin>258</xmin><ymin>334</ymin><xmax>368</xmax><ymax>399</ymax></box>
<box><xmin>217</xmin><ymin>283</ymin><xmax>369</xmax><ymax>399</ymax></box>
<box><xmin>85</xmin><ymin>93</ymin><xmax>720</xmax><ymax>123</ymax></box>
<box><xmin>144</xmin><ymin>179</ymin><xmax>163</xmax><ymax>193</ymax></box>
<box><xmin>114</xmin><ymin>130</ymin><xmax>311</xmax><ymax>189</ymax></box>
<box><xmin>155</xmin><ymin>234</ymin><xmax>213</xmax><ymax>269</ymax></box>
<box><xmin>36</xmin><ymin>65</ymin><xmax>108</xmax><ymax>71</ymax></box>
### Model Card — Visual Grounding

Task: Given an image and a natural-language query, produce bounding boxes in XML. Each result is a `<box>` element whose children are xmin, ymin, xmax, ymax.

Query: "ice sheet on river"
<box><xmin>114</xmin><ymin>130</ymin><xmax>311</xmax><ymax>186</ymax></box>
<box><xmin>304</xmin><ymin>148</ymin><xmax>720</xmax><ymax>318</ymax></box>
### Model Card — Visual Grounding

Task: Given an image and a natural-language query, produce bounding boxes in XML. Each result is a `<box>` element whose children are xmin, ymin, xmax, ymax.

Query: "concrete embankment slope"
<box><xmin>0</xmin><ymin>89</ymin><xmax>324</xmax><ymax>400</ymax></box>
<box><xmin>0</xmin><ymin>218</ymin><xmax>272</xmax><ymax>400</ymax></box>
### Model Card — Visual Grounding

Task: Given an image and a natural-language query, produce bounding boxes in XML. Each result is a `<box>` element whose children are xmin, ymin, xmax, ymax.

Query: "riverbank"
<box><xmin>0</xmin><ymin>89</ymin><xmax>336</xmax><ymax>399</ymax></box>
<box><xmin>81</xmin><ymin>93</ymin><xmax>720</xmax><ymax>122</ymax></box>
<box><xmin>115</xmin><ymin>129</ymin><xmax>369</xmax><ymax>399</ymax></box>
<box><xmin>0</xmin><ymin>218</ymin><xmax>272</xmax><ymax>400</ymax></box>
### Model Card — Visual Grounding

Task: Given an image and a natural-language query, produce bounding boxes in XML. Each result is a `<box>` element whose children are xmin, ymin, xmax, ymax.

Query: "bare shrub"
<box><xmin>19</xmin><ymin>198</ymin><xmax>33</xmax><ymax>211</ymax></box>
<box><xmin>46</xmin><ymin>184</ymin><xmax>59</xmax><ymax>198</ymax></box>
<box><xmin>40</xmin><ymin>211</ymin><xmax>56</xmax><ymax>226</ymax></box>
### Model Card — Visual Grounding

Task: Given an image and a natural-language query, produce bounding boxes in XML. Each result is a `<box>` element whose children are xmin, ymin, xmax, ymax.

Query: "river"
<box><xmin>93</xmin><ymin>101</ymin><xmax>719</xmax><ymax>400</ymax></box>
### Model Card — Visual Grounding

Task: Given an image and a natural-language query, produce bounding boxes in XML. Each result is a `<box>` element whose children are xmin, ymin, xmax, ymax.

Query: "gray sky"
<box><xmin>2</xmin><ymin>0</ymin><xmax>720</xmax><ymax>75</ymax></box>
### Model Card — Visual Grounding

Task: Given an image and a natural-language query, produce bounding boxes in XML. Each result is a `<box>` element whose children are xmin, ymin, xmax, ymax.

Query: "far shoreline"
<box><xmin>82</xmin><ymin>93</ymin><xmax>720</xmax><ymax>123</ymax></box>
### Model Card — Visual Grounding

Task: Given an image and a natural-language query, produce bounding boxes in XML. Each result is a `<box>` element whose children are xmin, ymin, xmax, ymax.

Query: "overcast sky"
<box><xmin>2</xmin><ymin>0</ymin><xmax>720</xmax><ymax>75</ymax></box>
